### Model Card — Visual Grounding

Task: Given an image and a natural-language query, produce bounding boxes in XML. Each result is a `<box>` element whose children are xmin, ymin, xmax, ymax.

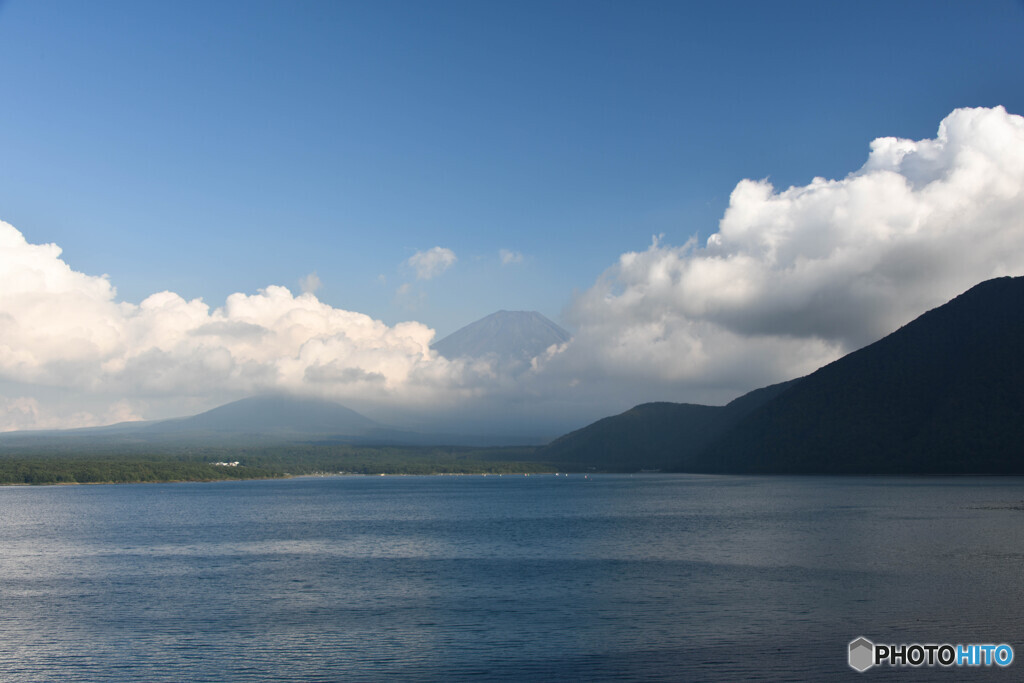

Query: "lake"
<box><xmin>1</xmin><ymin>474</ymin><xmax>1022</xmax><ymax>681</ymax></box>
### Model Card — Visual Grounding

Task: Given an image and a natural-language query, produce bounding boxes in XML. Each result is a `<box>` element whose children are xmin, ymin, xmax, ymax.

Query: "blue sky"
<box><xmin>1</xmin><ymin>0</ymin><xmax>1024</xmax><ymax>432</ymax></box>
<box><xmin>4</xmin><ymin>0</ymin><xmax>1021</xmax><ymax>333</ymax></box>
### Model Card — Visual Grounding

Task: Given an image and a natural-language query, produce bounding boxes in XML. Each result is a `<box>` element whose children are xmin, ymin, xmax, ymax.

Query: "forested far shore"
<box><xmin>0</xmin><ymin>444</ymin><xmax>553</xmax><ymax>485</ymax></box>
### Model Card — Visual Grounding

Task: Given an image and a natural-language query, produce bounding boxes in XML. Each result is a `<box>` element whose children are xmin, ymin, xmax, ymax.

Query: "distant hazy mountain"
<box><xmin>0</xmin><ymin>394</ymin><xmax>540</xmax><ymax>450</ymax></box>
<box><xmin>146</xmin><ymin>395</ymin><xmax>379</xmax><ymax>437</ymax></box>
<box><xmin>432</xmin><ymin>310</ymin><xmax>571</xmax><ymax>363</ymax></box>
<box><xmin>0</xmin><ymin>395</ymin><xmax>386</xmax><ymax>449</ymax></box>
<box><xmin>142</xmin><ymin>395</ymin><xmax>541</xmax><ymax>446</ymax></box>
<box><xmin>540</xmin><ymin>277</ymin><xmax>1024</xmax><ymax>474</ymax></box>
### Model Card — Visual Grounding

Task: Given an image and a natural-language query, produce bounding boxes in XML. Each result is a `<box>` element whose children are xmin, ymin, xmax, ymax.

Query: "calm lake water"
<box><xmin>1</xmin><ymin>474</ymin><xmax>1022</xmax><ymax>681</ymax></box>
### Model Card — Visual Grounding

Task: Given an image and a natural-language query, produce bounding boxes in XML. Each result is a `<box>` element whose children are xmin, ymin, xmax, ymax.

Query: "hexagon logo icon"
<box><xmin>849</xmin><ymin>637</ymin><xmax>875</xmax><ymax>672</ymax></box>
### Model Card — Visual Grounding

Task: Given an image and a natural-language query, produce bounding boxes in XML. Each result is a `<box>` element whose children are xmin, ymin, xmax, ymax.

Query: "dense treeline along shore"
<box><xmin>0</xmin><ymin>444</ymin><xmax>552</xmax><ymax>485</ymax></box>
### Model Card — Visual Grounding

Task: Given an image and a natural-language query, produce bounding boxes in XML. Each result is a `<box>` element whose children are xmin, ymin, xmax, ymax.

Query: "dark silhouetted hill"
<box><xmin>537</xmin><ymin>382</ymin><xmax>795</xmax><ymax>471</ymax></box>
<box><xmin>541</xmin><ymin>277</ymin><xmax>1024</xmax><ymax>474</ymax></box>
<box><xmin>692</xmin><ymin>276</ymin><xmax>1024</xmax><ymax>473</ymax></box>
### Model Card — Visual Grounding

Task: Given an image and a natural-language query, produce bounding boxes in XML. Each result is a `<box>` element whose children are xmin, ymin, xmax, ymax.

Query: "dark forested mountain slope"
<box><xmin>692</xmin><ymin>277</ymin><xmax>1024</xmax><ymax>473</ymax></box>
<box><xmin>537</xmin><ymin>381</ymin><xmax>795</xmax><ymax>471</ymax></box>
<box><xmin>540</xmin><ymin>277</ymin><xmax>1024</xmax><ymax>474</ymax></box>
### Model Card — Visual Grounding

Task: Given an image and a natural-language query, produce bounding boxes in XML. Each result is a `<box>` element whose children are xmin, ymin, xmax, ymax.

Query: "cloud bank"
<box><xmin>548</xmin><ymin>106</ymin><xmax>1024</xmax><ymax>403</ymax></box>
<box><xmin>2</xmin><ymin>106</ymin><xmax>1023</xmax><ymax>431</ymax></box>
<box><xmin>0</xmin><ymin>225</ymin><xmax>491</xmax><ymax>429</ymax></box>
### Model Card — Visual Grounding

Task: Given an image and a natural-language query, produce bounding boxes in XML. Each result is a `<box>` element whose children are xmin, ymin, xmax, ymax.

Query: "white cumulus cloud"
<box><xmin>407</xmin><ymin>246</ymin><xmax>457</xmax><ymax>280</ymax></box>
<box><xmin>553</xmin><ymin>106</ymin><xmax>1024</xmax><ymax>404</ymax></box>
<box><xmin>0</xmin><ymin>222</ymin><xmax>492</xmax><ymax>427</ymax></box>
